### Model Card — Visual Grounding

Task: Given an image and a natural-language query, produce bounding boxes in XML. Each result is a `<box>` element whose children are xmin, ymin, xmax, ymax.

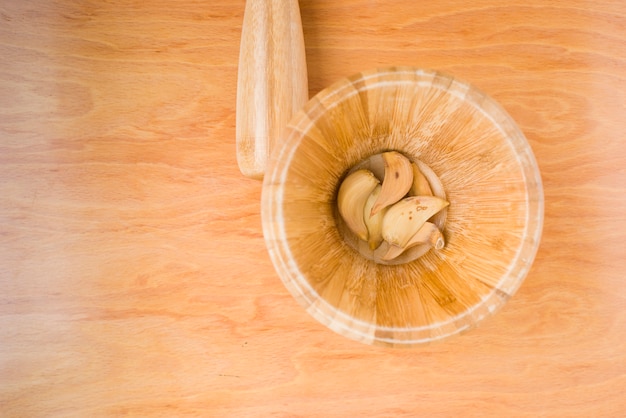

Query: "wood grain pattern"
<box><xmin>1</xmin><ymin>0</ymin><xmax>625</xmax><ymax>416</ymax></box>
<box><xmin>236</xmin><ymin>0</ymin><xmax>308</xmax><ymax>179</ymax></box>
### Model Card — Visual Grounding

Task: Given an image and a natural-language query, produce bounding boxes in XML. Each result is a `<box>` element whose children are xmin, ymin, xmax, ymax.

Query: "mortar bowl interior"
<box><xmin>261</xmin><ymin>67</ymin><xmax>543</xmax><ymax>347</ymax></box>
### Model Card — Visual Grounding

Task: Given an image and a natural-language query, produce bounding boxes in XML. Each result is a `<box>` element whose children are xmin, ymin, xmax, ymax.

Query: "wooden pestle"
<box><xmin>236</xmin><ymin>0</ymin><xmax>308</xmax><ymax>179</ymax></box>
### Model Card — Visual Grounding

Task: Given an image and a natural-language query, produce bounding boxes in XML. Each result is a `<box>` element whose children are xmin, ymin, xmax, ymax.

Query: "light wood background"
<box><xmin>1</xmin><ymin>0</ymin><xmax>625</xmax><ymax>416</ymax></box>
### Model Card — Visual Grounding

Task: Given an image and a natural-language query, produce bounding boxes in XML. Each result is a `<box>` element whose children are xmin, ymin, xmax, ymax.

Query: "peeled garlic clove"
<box><xmin>415</xmin><ymin>160</ymin><xmax>446</xmax><ymax>200</ymax></box>
<box><xmin>370</xmin><ymin>151</ymin><xmax>413</xmax><ymax>216</ymax></box>
<box><xmin>409</xmin><ymin>162</ymin><xmax>433</xmax><ymax>196</ymax></box>
<box><xmin>380</xmin><ymin>222</ymin><xmax>444</xmax><ymax>261</ymax></box>
<box><xmin>382</xmin><ymin>196</ymin><xmax>449</xmax><ymax>248</ymax></box>
<box><xmin>363</xmin><ymin>184</ymin><xmax>386</xmax><ymax>250</ymax></box>
<box><xmin>337</xmin><ymin>169</ymin><xmax>380</xmax><ymax>241</ymax></box>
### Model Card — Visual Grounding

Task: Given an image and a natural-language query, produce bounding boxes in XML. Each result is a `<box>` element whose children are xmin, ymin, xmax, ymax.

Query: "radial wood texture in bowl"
<box><xmin>262</xmin><ymin>67</ymin><xmax>543</xmax><ymax>347</ymax></box>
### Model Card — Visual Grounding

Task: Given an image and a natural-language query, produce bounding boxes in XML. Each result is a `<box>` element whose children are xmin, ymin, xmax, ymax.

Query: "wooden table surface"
<box><xmin>2</xmin><ymin>1</ymin><xmax>625</xmax><ymax>416</ymax></box>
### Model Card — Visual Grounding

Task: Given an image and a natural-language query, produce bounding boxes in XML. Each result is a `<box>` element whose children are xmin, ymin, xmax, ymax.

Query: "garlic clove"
<box><xmin>380</xmin><ymin>222</ymin><xmax>444</xmax><ymax>261</ymax></box>
<box><xmin>381</xmin><ymin>196</ymin><xmax>449</xmax><ymax>248</ymax></box>
<box><xmin>370</xmin><ymin>151</ymin><xmax>413</xmax><ymax>216</ymax></box>
<box><xmin>337</xmin><ymin>169</ymin><xmax>380</xmax><ymax>241</ymax></box>
<box><xmin>409</xmin><ymin>162</ymin><xmax>433</xmax><ymax>196</ymax></box>
<box><xmin>363</xmin><ymin>184</ymin><xmax>386</xmax><ymax>250</ymax></box>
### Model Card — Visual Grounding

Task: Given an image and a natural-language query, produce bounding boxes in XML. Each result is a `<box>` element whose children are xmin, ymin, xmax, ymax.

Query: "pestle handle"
<box><xmin>236</xmin><ymin>0</ymin><xmax>308</xmax><ymax>179</ymax></box>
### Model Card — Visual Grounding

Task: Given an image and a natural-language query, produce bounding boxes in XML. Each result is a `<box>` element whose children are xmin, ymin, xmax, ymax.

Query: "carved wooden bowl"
<box><xmin>261</xmin><ymin>67</ymin><xmax>543</xmax><ymax>347</ymax></box>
